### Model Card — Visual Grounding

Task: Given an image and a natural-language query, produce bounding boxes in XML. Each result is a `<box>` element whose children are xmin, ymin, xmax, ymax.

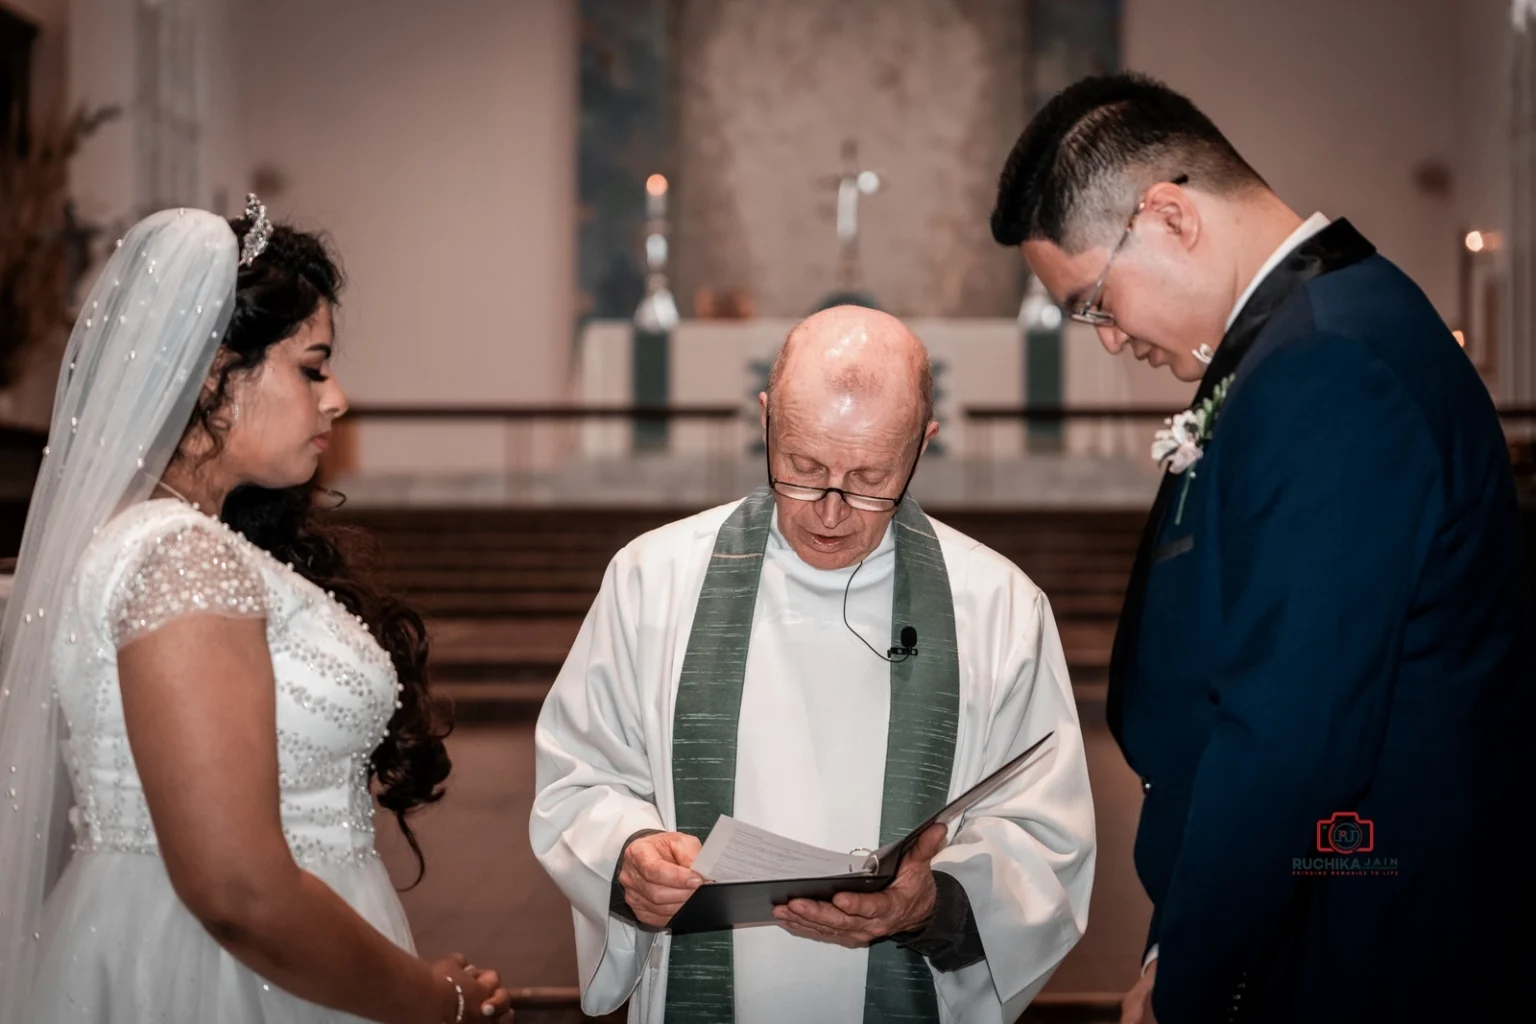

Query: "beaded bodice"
<box><xmin>51</xmin><ymin>500</ymin><xmax>402</xmax><ymax>867</ymax></box>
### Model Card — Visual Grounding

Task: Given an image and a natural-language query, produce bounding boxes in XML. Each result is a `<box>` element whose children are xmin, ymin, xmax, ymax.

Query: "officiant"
<box><xmin>530</xmin><ymin>305</ymin><xmax>1095</xmax><ymax>1024</ymax></box>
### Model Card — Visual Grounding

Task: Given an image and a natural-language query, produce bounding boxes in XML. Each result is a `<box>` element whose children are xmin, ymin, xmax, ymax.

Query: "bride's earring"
<box><xmin>1193</xmin><ymin>343</ymin><xmax>1214</xmax><ymax>365</ymax></box>
<box><xmin>229</xmin><ymin>402</ymin><xmax>240</xmax><ymax>425</ymax></box>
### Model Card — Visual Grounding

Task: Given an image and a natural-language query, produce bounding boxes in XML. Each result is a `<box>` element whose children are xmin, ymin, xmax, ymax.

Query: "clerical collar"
<box><xmin>1224</xmin><ymin>212</ymin><xmax>1331</xmax><ymax>332</ymax></box>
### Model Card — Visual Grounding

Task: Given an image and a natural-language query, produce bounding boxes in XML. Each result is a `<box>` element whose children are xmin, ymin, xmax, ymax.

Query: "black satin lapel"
<box><xmin>1105</xmin><ymin>219</ymin><xmax>1375</xmax><ymax>742</ymax></box>
<box><xmin>1197</xmin><ymin>219</ymin><xmax>1375</xmax><ymax>405</ymax></box>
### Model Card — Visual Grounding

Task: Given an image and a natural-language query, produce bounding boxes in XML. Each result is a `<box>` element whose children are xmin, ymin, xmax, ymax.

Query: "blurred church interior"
<box><xmin>2</xmin><ymin>0</ymin><xmax>1532</xmax><ymax>1020</ymax></box>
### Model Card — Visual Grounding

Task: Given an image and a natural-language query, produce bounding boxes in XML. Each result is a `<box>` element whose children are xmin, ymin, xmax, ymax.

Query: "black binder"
<box><xmin>666</xmin><ymin>730</ymin><xmax>1055</xmax><ymax>934</ymax></box>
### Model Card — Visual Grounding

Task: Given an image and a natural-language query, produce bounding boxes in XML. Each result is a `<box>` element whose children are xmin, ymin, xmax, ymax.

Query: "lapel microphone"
<box><xmin>844</xmin><ymin>559</ymin><xmax>920</xmax><ymax>663</ymax></box>
<box><xmin>887</xmin><ymin>625</ymin><xmax>920</xmax><ymax>660</ymax></box>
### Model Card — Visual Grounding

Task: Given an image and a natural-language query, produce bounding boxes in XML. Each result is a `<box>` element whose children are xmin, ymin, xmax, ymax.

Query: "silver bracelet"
<box><xmin>445</xmin><ymin>977</ymin><xmax>465</xmax><ymax>1024</ymax></box>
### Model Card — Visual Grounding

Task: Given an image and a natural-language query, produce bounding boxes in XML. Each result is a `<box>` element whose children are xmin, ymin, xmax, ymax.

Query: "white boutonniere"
<box><xmin>1151</xmin><ymin>374</ymin><xmax>1233</xmax><ymax>525</ymax></box>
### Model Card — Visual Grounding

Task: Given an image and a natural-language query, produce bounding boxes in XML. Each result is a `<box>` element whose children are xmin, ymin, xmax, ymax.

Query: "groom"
<box><xmin>992</xmin><ymin>73</ymin><xmax>1533</xmax><ymax>1022</ymax></box>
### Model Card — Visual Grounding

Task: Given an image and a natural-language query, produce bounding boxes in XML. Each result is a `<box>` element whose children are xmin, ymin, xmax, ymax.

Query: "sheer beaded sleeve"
<box><xmin>109</xmin><ymin>518</ymin><xmax>269</xmax><ymax>648</ymax></box>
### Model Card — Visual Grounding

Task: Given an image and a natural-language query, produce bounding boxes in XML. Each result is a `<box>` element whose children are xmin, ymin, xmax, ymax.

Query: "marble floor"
<box><xmin>374</xmin><ymin>696</ymin><xmax>1151</xmax><ymax>1002</ymax></box>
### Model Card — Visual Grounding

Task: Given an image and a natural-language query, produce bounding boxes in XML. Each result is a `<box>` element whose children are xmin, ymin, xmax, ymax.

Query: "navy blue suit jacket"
<box><xmin>1114</xmin><ymin>230</ymin><xmax>1533</xmax><ymax>1022</ymax></box>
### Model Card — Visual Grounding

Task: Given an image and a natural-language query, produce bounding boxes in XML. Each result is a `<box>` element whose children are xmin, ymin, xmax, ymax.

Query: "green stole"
<box><xmin>665</xmin><ymin>486</ymin><xmax>961</xmax><ymax>1023</ymax></box>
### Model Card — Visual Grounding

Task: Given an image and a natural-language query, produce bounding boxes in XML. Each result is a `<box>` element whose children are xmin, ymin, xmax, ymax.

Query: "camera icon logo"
<box><xmin>1316</xmin><ymin>811</ymin><xmax>1374</xmax><ymax>854</ymax></box>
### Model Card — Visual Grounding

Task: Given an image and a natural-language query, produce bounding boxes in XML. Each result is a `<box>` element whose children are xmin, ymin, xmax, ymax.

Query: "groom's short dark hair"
<box><xmin>991</xmin><ymin>72</ymin><xmax>1267</xmax><ymax>252</ymax></box>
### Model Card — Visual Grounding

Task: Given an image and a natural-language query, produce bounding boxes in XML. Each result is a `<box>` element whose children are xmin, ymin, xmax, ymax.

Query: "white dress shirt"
<box><xmin>1223</xmin><ymin>212</ymin><xmax>1331</xmax><ymax>332</ymax></box>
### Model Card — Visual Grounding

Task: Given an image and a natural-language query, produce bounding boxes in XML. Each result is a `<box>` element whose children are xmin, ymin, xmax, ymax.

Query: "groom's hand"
<box><xmin>773</xmin><ymin>824</ymin><xmax>948</xmax><ymax>946</ymax></box>
<box><xmin>1120</xmin><ymin>958</ymin><xmax>1157</xmax><ymax>1024</ymax></box>
<box><xmin>618</xmin><ymin>831</ymin><xmax>704</xmax><ymax>928</ymax></box>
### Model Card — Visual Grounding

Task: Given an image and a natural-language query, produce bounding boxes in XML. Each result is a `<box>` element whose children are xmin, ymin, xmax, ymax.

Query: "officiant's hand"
<box><xmin>773</xmin><ymin>823</ymin><xmax>948</xmax><ymax>947</ymax></box>
<box><xmin>618</xmin><ymin>831</ymin><xmax>704</xmax><ymax>928</ymax></box>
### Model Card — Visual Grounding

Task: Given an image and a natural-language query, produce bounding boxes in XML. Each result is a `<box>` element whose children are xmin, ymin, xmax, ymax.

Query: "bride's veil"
<box><xmin>0</xmin><ymin>208</ymin><xmax>238</xmax><ymax>1012</ymax></box>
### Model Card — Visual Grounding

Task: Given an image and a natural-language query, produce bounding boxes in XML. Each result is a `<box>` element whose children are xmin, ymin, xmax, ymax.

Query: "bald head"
<box><xmin>760</xmin><ymin>306</ymin><xmax>937</xmax><ymax>569</ymax></box>
<box><xmin>766</xmin><ymin>305</ymin><xmax>934</xmax><ymax>432</ymax></box>
<box><xmin>758</xmin><ymin>308</ymin><xmax>933</xmax><ymax>574</ymax></box>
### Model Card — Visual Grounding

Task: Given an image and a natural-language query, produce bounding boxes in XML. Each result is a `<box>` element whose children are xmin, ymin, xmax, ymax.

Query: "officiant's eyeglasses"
<box><xmin>765</xmin><ymin>415</ymin><xmax>924</xmax><ymax>513</ymax></box>
<box><xmin>1070</xmin><ymin>174</ymin><xmax>1189</xmax><ymax>328</ymax></box>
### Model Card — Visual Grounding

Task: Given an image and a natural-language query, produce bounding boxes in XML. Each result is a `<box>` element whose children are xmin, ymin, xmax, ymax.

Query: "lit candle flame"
<box><xmin>1465</xmin><ymin>231</ymin><xmax>1485</xmax><ymax>253</ymax></box>
<box><xmin>646</xmin><ymin>174</ymin><xmax>669</xmax><ymax>196</ymax></box>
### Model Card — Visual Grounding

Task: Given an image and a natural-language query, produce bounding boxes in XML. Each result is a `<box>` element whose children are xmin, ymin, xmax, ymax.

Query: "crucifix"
<box><xmin>818</xmin><ymin>138</ymin><xmax>883</xmax><ymax>292</ymax></box>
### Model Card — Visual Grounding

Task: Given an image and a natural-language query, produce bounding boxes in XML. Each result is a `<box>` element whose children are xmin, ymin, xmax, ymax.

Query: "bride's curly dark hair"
<box><xmin>172</xmin><ymin>213</ymin><xmax>451</xmax><ymax>887</ymax></box>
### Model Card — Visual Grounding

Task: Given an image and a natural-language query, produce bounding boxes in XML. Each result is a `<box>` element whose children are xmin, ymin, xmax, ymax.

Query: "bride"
<box><xmin>0</xmin><ymin>200</ymin><xmax>510</xmax><ymax>1022</ymax></box>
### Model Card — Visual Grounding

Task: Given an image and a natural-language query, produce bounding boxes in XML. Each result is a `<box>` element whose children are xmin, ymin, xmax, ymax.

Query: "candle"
<box><xmin>646</xmin><ymin>174</ymin><xmax>668</xmax><ymax>218</ymax></box>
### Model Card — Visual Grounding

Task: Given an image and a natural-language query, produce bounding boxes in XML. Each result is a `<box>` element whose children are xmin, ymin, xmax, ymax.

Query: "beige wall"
<box><xmin>1125</xmin><ymin>0</ymin><xmax>1467</xmax><ymax>318</ymax></box>
<box><xmin>65</xmin><ymin>0</ymin><xmax>133</xmax><ymax>227</ymax></box>
<box><xmin>236</xmin><ymin>0</ymin><xmax>578</xmax><ymax>472</ymax></box>
<box><xmin>1454</xmin><ymin>0</ymin><xmax>1510</xmax><ymax>237</ymax></box>
<box><xmin>199</xmin><ymin>0</ymin><xmax>244</xmax><ymax>218</ymax></box>
<box><xmin>64</xmin><ymin>0</ymin><xmax>243</xmax><ymax>222</ymax></box>
<box><xmin>1451</xmin><ymin>0</ymin><xmax>1516</xmax><ymax>398</ymax></box>
<box><xmin>235</xmin><ymin>0</ymin><xmax>577</xmax><ymax>405</ymax></box>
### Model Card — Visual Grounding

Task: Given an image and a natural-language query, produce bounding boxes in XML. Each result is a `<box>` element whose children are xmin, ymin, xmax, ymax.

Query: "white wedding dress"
<box><xmin>23</xmin><ymin>498</ymin><xmax>417</xmax><ymax>1022</ymax></box>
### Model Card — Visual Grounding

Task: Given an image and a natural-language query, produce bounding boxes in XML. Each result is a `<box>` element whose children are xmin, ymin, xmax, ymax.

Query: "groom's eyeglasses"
<box><xmin>1069</xmin><ymin>174</ymin><xmax>1189</xmax><ymax>328</ymax></box>
<box><xmin>764</xmin><ymin>414</ymin><xmax>925</xmax><ymax>513</ymax></box>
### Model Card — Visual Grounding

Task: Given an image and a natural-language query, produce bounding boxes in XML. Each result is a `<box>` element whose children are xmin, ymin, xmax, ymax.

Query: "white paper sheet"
<box><xmin>690</xmin><ymin>815</ymin><xmax>875</xmax><ymax>882</ymax></box>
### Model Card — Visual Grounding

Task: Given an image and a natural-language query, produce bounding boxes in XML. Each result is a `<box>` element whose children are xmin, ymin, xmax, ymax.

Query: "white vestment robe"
<box><xmin>530</xmin><ymin>499</ymin><xmax>1096</xmax><ymax>1023</ymax></box>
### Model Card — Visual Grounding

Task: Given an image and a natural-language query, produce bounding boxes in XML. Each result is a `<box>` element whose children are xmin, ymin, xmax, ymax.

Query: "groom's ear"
<box><xmin>1146</xmin><ymin>180</ymin><xmax>1202</xmax><ymax>254</ymax></box>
